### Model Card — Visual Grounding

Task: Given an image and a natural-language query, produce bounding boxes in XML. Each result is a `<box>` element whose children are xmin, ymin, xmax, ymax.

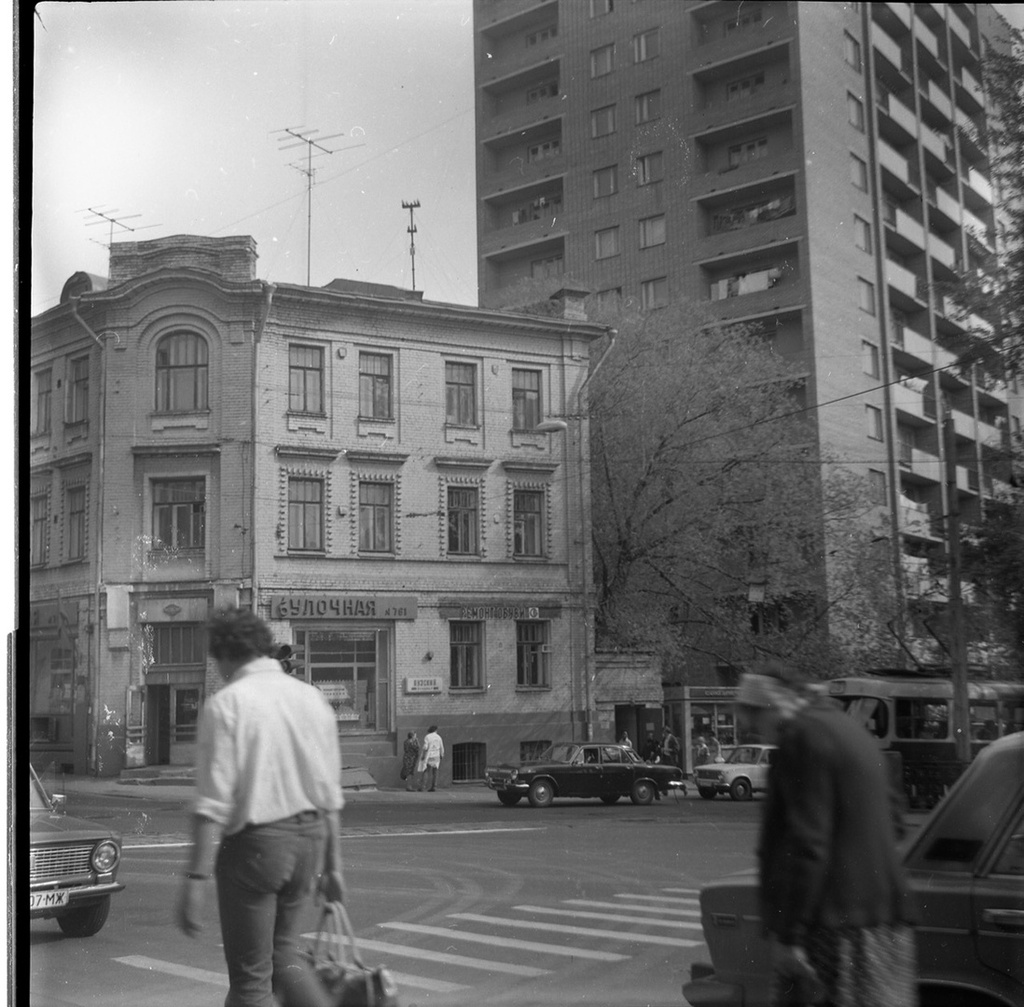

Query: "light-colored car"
<box><xmin>683</xmin><ymin>731</ymin><xmax>1024</xmax><ymax>1007</ymax></box>
<box><xmin>694</xmin><ymin>744</ymin><xmax>776</xmax><ymax>801</ymax></box>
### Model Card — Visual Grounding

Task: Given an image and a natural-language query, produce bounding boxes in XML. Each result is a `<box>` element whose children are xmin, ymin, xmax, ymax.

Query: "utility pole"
<box><xmin>402</xmin><ymin>200</ymin><xmax>420</xmax><ymax>291</ymax></box>
<box><xmin>943</xmin><ymin>398</ymin><xmax>971</xmax><ymax>763</ymax></box>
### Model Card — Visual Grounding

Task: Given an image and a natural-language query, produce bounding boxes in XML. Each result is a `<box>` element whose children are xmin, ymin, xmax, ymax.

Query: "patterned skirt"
<box><xmin>772</xmin><ymin>923</ymin><xmax>917</xmax><ymax>1007</ymax></box>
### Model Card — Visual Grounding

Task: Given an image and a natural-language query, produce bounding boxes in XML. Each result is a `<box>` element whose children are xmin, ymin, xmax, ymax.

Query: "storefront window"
<box><xmin>173</xmin><ymin>687</ymin><xmax>201</xmax><ymax>742</ymax></box>
<box><xmin>299</xmin><ymin>629</ymin><xmax>389</xmax><ymax>731</ymax></box>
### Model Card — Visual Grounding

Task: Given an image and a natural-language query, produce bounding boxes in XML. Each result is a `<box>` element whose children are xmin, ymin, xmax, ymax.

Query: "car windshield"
<box><xmin>541</xmin><ymin>743</ymin><xmax>580</xmax><ymax>764</ymax></box>
<box><xmin>726</xmin><ymin>746</ymin><xmax>764</xmax><ymax>765</ymax></box>
<box><xmin>29</xmin><ymin>768</ymin><xmax>51</xmax><ymax>811</ymax></box>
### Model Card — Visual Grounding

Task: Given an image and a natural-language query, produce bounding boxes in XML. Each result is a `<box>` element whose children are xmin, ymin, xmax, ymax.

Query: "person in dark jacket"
<box><xmin>401</xmin><ymin>731</ymin><xmax>420</xmax><ymax>791</ymax></box>
<box><xmin>736</xmin><ymin>664</ymin><xmax>916</xmax><ymax>1007</ymax></box>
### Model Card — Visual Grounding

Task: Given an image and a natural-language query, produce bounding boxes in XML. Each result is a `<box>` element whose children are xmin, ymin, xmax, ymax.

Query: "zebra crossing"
<box><xmin>114</xmin><ymin>886</ymin><xmax>707</xmax><ymax>1002</ymax></box>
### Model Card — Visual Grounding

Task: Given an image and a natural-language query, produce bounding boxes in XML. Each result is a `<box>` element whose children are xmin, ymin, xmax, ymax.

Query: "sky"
<box><xmin>30</xmin><ymin>1</ymin><xmax>479</xmax><ymax>316</ymax></box>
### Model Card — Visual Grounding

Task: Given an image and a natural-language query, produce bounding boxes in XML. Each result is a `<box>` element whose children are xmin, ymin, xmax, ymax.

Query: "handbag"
<box><xmin>399</xmin><ymin>766</ymin><xmax>408</xmax><ymax>781</ymax></box>
<box><xmin>309</xmin><ymin>901</ymin><xmax>400</xmax><ymax>1007</ymax></box>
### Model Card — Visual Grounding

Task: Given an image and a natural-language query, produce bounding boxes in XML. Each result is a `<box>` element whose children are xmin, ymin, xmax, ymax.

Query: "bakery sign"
<box><xmin>269</xmin><ymin>594</ymin><xmax>417</xmax><ymax>620</ymax></box>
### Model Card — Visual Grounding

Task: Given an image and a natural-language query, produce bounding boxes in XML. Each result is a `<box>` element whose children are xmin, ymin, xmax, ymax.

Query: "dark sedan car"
<box><xmin>683</xmin><ymin>731</ymin><xmax>1024</xmax><ymax>1007</ymax></box>
<box><xmin>29</xmin><ymin>764</ymin><xmax>125</xmax><ymax>937</ymax></box>
<box><xmin>485</xmin><ymin>742</ymin><xmax>686</xmax><ymax>807</ymax></box>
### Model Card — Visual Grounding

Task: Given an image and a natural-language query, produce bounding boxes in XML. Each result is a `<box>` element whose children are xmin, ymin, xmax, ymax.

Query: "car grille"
<box><xmin>31</xmin><ymin>843</ymin><xmax>93</xmax><ymax>883</ymax></box>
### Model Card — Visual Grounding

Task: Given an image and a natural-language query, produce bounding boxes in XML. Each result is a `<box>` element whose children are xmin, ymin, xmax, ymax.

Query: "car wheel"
<box><xmin>729</xmin><ymin>778</ymin><xmax>753</xmax><ymax>802</ymax></box>
<box><xmin>698</xmin><ymin>787</ymin><xmax>717</xmax><ymax>800</ymax></box>
<box><xmin>497</xmin><ymin>791</ymin><xmax>522</xmax><ymax>807</ymax></box>
<box><xmin>527</xmin><ymin>779</ymin><xmax>554</xmax><ymax>808</ymax></box>
<box><xmin>56</xmin><ymin>896</ymin><xmax>110</xmax><ymax>938</ymax></box>
<box><xmin>600</xmin><ymin>795</ymin><xmax>620</xmax><ymax>804</ymax></box>
<box><xmin>630</xmin><ymin>780</ymin><xmax>655</xmax><ymax>805</ymax></box>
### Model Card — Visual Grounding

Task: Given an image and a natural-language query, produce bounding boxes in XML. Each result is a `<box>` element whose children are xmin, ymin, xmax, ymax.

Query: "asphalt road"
<box><xmin>28</xmin><ymin>783</ymin><xmax>767</xmax><ymax>1007</ymax></box>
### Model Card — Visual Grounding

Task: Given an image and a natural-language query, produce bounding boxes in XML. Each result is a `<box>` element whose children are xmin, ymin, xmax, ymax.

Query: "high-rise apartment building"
<box><xmin>473</xmin><ymin>0</ymin><xmax>1022</xmax><ymax>669</ymax></box>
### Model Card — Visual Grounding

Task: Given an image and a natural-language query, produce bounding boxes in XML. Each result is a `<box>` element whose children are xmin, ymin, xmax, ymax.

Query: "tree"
<box><xmin>585</xmin><ymin>299</ymin><xmax>902</xmax><ymax>679</ymax></box>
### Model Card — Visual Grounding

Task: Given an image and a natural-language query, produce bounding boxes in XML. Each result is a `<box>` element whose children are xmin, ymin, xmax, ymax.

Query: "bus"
<box><xmin>828</xmin><ymin>672</ymin><xmax>1024</xmax><ymax>808</ymax></box>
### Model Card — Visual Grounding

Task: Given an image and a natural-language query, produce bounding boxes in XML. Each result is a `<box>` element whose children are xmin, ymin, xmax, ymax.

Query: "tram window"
<box><xmin>895</xmin><ymin>699</ymin><xmax>949</xmax><ymax>740</ymax></box>
<box><xmin>970</xmin><ymin>703</ymin><xmax>999</xmax><ymax>740</ymax></box>
<box><xmin>843</xmin><ymin>697</ymin><xmax>889</xmax><ymax>738</ymax></box>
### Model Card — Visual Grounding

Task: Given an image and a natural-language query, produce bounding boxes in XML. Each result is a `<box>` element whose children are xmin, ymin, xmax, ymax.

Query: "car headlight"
<box><xmin>92</xmin><ymin>841</ymin><xmax>120</xmax><ymax>873</ymax></box>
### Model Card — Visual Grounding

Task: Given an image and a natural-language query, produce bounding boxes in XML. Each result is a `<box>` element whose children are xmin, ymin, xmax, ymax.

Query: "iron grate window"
<box><xmin>451</xmin><ymin>742</ymin><xmax>486</xmax><ymax>782</ymax></box>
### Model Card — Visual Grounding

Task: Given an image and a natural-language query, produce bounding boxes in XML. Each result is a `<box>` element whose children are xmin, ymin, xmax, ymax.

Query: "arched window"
<box><xmin>155</xmin><ymin>332</ymin><xmax>209</xmax><ymax>413</ymax></box>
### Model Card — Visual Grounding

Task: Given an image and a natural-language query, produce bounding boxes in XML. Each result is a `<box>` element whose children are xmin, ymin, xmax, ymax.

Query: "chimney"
<box><xmin>548</xmin><ymin>287</ymin><xmax>590</xmax><ymax>321</ymax></box>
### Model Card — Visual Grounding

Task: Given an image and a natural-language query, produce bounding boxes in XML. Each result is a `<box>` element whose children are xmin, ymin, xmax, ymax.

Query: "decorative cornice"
<box><xmin>274</xmin><ymin>445</ymin><xmax>342</xmax><ymax>460</ymax></box>
<box><xmin>131</xmin><ymin>443</ymin><xmax>222</xmax><ymax>457</ymax></box>
<box><xmin>434</xmin><ymin>455</ymin><xmax>494</xmax><ymax>470</ymax></box>
<box><xmin>345</xmin><ymin>450</ymin><xmax>409</xmax><ymax>465</ymax></box>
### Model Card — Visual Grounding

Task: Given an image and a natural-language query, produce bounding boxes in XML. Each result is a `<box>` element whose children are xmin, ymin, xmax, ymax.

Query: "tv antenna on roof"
<box><xmin>272</xmin><ymin>125</ymin><xmax>365</xmax><ymax>286</ymax></box>
<box><xmin>402</xmin><ymin>200</ymin><xmax>421</xmax><ymax>292</ymax></box>
<box><xmin>79</xmin><ymin>206</ymin><xmax>161</xmax><ymax>251</ymax></box>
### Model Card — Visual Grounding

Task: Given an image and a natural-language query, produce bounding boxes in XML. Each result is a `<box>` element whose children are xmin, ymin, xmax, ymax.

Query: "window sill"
<box><xmin>449</xmin><ymin>687</ymin><xmax>485</xmax><ymax>694</ymax></box>
<box><xmin>513</xmin><ymin>554</ymin><xmax>548</xmax><ymax>563</ymax></box>
<box><xmin>515</xmin><ymin>686</ymin><xmax>552</xmax><ymax>692</ymax></box>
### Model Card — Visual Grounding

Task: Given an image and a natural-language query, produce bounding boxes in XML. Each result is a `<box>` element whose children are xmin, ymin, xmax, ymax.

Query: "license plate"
<box><xmin>30</xmin><ymin>890</ymin><xmax>70</xmax><ymax>910</ymax></box>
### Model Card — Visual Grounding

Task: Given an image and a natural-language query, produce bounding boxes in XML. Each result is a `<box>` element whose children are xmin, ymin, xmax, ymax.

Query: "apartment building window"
<box><xmin>595</xmin><ymin>288</ymin><xmax>623</xmax><ymax>310</ymax></box>
<box><xmin>593</xmin><ymin>164</ymin><xmax>618</xmax><ymax>198</ymax></box>
<box><xmin>445</xmin><ymin>362</ymin><xmax>477</xmax><ymax>426</ymax></box>
<box><xmin>526</xmin><ymin>24</ymin><xmax>557</xmax><ymax>46</ymax></box>
<box><xmin>711</xmin><ymin>194</ymin><xmax>795</xmax><ymax>233</ymax></box>
<box><xmin>869</xmin><ymin>470</ymin><xmax>887</xmax><ymax>505</ymax></box>
<box><xmin>591</xmin><ymin>105</ymin><xmax>616</xmax><ymax>138</ymax></box>
<box><xmin>863</xmin><ymin>340</ymin><xmax>880</xmax><ymax>378</ymax></box>
<box><xmin>31</xmin><ymin>494</ymin><xmax>48</xmax><ymax>566</ymax></box>
<box><xmin>512</xmin><ymin>368</ymin><xmax>542</xmax><ymax>431</ymax></box>
<box><xmin>67</xmin><ymin>355</ymin><xmax>90</xmax><ymax>424</ymax></box>
<box><xmin>358</xmin><ymin>482</ymin><xmax>393</xmax><ymax>553</ymax></box>
<box><xmin>288</xmin><ymin>344</ymin><xmax>324</xmax><ymax>414</ymax></box>
<box><xmin>528</xmin><ymin>139</ymin><xmax>560</xmax><ymax>162</ymax></box>
<box><xmin>359</xmin><ymin>352</ymin><xmax>393</xmax><ymax>419</ymax></box>
<box><xmin>450</xmin><ymin>622</ymin><xmax>482</xmax><ymax>689</ymax></box>
<box><xmin>636</xmin><ymin>150</ymin><xmax>663</xmax><ymax>185</ymax></box>
<box><xmin>153</xmin><ymin>478</ymin><xmax>206</xmax><ymax>552</ymax></box>
<box><xmin>595</xmin><ymin>226</ymin><xmax>620</xmax><ymax>259</ymax></box>
<box><xmin>727</xmin><ymin>137</ymin><xmax>768</xmax><ymax>169</ymax></box>
<box><xmin>447</xmin><ymin>487</ymin><xmax>479</xmax><ymax>555</ymax></box>
<box><xmin>866</xmin><ymin>405</ymin><xmax>884</xmax><ymax>441</ymax></box>
<box><xmin>639</xmin><ymin>214</ymin><xmax>666</xmax><ymax>248</ymax></box>
<box><xmin>288</xmin><ymin>477</ymin><xmax>323</xmax><ymax>551</ymax></box>
<box><xmin>590</xmin><ymin>44</ymin><xmax>614</xmax><ymax>78</ymax></box>
<box><xmin>635</xmin><ymin>89</ymin><xmax>661</xmax><ymax>125</ymax></box>
<box><xmin>531</xmin><ymin>254</ymin><xmax>563</xmax><ymax>280</ymax></box>
<box><xmin>850</xmin><ymin>153</ymin><xmax>869</xmax><ymax>191</ymax></box>
<box><xmin>514</xmin><ymin>489</ymin><xmax>544</xmax><ymax>557</ymax></box>
<box><xmin>67</xmin><ymin>485</ymin><xmax>86</xmax><ymax>561</ymax></box>
<box><xmin>641</xmin><ymin>276</ymin><xmax>668</xmax><ymax>310</ymax></box>
<box><xmin>526</xmin><ymin>79</ymin><xmax>559</xmax><ymax>103</ymax></box>
<box><xmin>854</xmin><ymin>215</ymin><xmax>872</xmax><ymax>252</ymax></box>
<box><xmin>844</xmin><ymin>32</ymin><xmax>862</xmax><ymax>72</ymax></box>
<box><xmin>517</xmin><ymin>621</ymin><xmax>550</xmax><ymax>688</ymax></box>
<box><xmin>724</xmin><ymin>8</ymin><xmax>762</xmax><ymax>35</ymax></box>
<box><xmin>710</xmin><ymin>267</ymin><xmax>783</xmax><ymax>300</ymax></box>
<box><xmin>34</xmin><ymin>369</ymin><xmax>52</xmax><ymax>434</ymax></box>
<box><xmin>726</xmin><ymin>72</ymin><xmax>765</xmax><ymax>102</ymax></box>
<box><xmin>155</xmin><ymin>333</ymin><xmax>208</xmax><ymax>413</ymax></box>
<box><xmin>633</xmin><ymin>28</ymin><xmax>659</xmax><ymax>63</ymax></box>
<box><xmin>847</xmin><ymin>93</ymin><xmax>865</xmax><ymax>131</ymax></box>
<box><xmin>590</xmin><ymin>0</ymin><xmax>613</xmax><ymax>16</ymax></box>
<box><xmin>858</xmin><ymin>277</ymin><xmax>876</xmax><ymax>315</ymax></box>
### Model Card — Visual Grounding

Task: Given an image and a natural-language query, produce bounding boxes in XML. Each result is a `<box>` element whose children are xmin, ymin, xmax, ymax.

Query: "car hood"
<box><xmin>30</xmin><ymin>809</ymin><xmax>121</xmax><ymax>844</ymax></box>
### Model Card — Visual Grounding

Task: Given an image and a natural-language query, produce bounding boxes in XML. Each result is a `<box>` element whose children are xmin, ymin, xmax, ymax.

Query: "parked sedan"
<box><xmin>485</xmin><ymin>742</ymin><xmax>686</xmax><ymax>808</ymax></box>
<box><xmin>29</xmin><ymin>764</ymin><xmax>125</xmax><ymax>937</ymax></box>
<box><xmin>683</xmin><ymin>731</ymin><xmax>1024</xmax><ymax>1007</ymax></box>
<box><xmin>694</xmin><ymin>744</ymin><xmax>776</xmax><ymax>801</ymax></box>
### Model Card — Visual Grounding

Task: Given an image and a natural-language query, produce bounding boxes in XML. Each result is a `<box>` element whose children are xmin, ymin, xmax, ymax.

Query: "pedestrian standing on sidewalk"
<box><xmin>175</xmin><ymin>607</ymin><xmax>344</xmax><ymax>1007</ymax></box>
<box><xmin>418</xmin><ymin>725</ymin><xmax>445</xmax><ymax>792</ymax></box>
<box><xmin>661</xmin><ymin>725</ymin><xmax>681</xmax><ymax>768</ymax></box>
<box><xmin>401</xmin><ymin>731</ymin><xmax>420</xmax><ymax>791</ymax></box>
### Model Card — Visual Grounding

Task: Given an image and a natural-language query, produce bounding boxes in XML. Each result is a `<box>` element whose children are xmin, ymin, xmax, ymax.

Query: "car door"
<box><xmin>974</xmin><ymin>802</ymin><xmax>1024</xmax><ymax>988</ymax></box>
<box><xmin>565</xmin><ymin>746</ymin><xmax>602</xmax><ymax>797</ymax></box>
<box><xmin>599</xmin><ymin>746</ymin><xmax>635</xmax><ymax>797</ymax></box>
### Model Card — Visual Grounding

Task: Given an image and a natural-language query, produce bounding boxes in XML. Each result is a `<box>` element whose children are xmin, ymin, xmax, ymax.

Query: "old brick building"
<box><xmin>29</xmin><ymin>235</ymin><xmax>607</xmax><ymax>783</ymax></box>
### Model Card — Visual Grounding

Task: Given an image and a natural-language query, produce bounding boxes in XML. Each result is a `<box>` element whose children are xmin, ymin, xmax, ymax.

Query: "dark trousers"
<box><xmin>216</xmin><ymin>814</ymin><xmax>331</xmax><ymax>1007</ymax></box>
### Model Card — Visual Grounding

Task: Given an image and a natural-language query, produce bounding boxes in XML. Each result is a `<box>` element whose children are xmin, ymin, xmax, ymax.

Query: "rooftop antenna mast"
<box><xmin>79</xmin><ymin>206</ymin><xmax>160</xmax><ymax>252</ymax></box>
<box><xmin>273</xmin><ymin>126</ymin><xmax>352</xmax><ymax>286</ymax></box>
<box><xmin>402</xmin><ymin>200</ymin><xmax>421</xmax><ymax>291</ymax></box>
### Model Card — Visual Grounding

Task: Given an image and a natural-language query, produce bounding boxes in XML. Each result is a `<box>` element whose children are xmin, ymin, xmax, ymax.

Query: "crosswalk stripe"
<box><xmin>448</xmin><ymin>913</ymin><xmax>703</xmax><ymax>948</ymax></box>
<box><xmin>662</xmin><ymin>888</ymin><xmax>701</xmax><ymax>895</ymax></box>
<box><xmin>380</xmin><ymin>922</ymin><xmax>630</xmax><ymax>961</ymax></box>
<box><xmin>511</xmin><ymin>905</ymin><xmax>704</xmax><ymax>931</ymax></box>
<box><xmin>563</xmin><ymin>899</ymin><xmax>700</xmax><ymax>917</ymax></box>
<box><xmin>299</xmin><ymin>933</ymin><xmax>550</xmax><ymax>977</ymax></box>
<box><xmin>114</xmin><ymin>955</ymin><xmax>228</xmax><ymax>987</ymax></box>
<box><xmin>613</xmin><ymin>894</ymin><xmax>700</xmax><ymax>905</ymax></box>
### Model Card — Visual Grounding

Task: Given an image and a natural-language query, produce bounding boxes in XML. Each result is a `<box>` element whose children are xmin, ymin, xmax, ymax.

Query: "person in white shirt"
<box><xmin>418</xmin><ymin>726</ymin><xmax>445</xmax><ymax>792</ymax></box>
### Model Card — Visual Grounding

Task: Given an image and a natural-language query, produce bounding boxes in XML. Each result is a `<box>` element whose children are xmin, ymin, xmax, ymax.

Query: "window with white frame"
<box><xmin>633</xmin><ymin>28</ymin><xmax>659</xmax><ymax>62</ymax></box>
<box><xmin>728</xmin><ymin>136</ymin><xmax>768</xmax><ymax>168</ymax></box>
<box><xmin>636</xmin><ymin>151</ymin><xmax>664</xmax><ymax>185</ymax></box>
<box><xmin>513</xmin><ymin>489</ymin><xmax>545</xmax><ymax>557</ymax></box>
<box><xmin>847</xmin><ymin>93</ymin><xmax>865</xmax><ymax>131</ymax></box>
<box><xmin>635</xmin><ymin>89</ymin><xmax>661</xmax><ymax>124</ymax></box>
<box><xmin>595</xmin><ymin>226</ymin><xmax>620</xmax><ymax>259</ymax></box>
<box><xmin>858</xmin><ymin>277</ymin><xmax>876</xmax><ymax>315</ymax></box>
<box><xmin>288</xmin><ymin>477</ymin><xmax>324</xmax><ymax>551</ymax></box>
<box><xmin>447</xmin><ymin>486</ymin><xmax>479</xmax><ymax>555</ymax></box>
<box><xmin>593</xmin><ymin>164</ymin><xmax>618</xmax><ymax>198</ymax></box>
<box><xmin>31</xmin><ymin>493</ymin><xmax>48</xmax><ymax>566</ymax></box>
<box><xmin>359</xmin><ymin>352</ymin><xmax>393</xmax><ymax>419</ymax></box>
<box><xmin>288</xmin><ymin>344</ymin><xmax>324</xmax><ymax>414</ymax></box>
<box><xmin>639</xmin><ymin>214</ymin><xmax>666</xmax><ymax>248</ymax></box>
<box><xmin>854</xmin><ymin>215</ymin><xmax>872</xmax><ymax>252</ymax></box>
<box><xmin>358</xmin><ymin>482</ymin><xmax>393</xmax><ymax>553</ymax></box>
<box><xmin>34</xmin><ymin>369</ymin><xmax>52</xmax><ymax>434</ymax></box>
<box><xmin>67</xmin><ymin>355</ymin><xmax>90</xmax><ymax>424</ymax></box>
<box><xmin>450</xmin><ymin>621</ymin><xmax>482</xmax><ymax>689</ymax></box>
<box><xmin>512</xmin><ymin>368</ymin><xmax>542</xmax><ymax>431</ymax></box>
<box><xmin>590</xmin><ymin>43</ymin><xmax>614</xmax><ymax>78</ymax></box>
<box><xmin>445</xmin><ymin>362</ymin><xmax>477</xmax><ymax>426</ymax></box>
<box><xmin>67</xmin><ymin>485</ymin><xmax>86</xmax><ymax>561</ymax></box>
<box><xmin>641</xmin><ymin>276</ymin><xmax>668</xmax><ymax>310</ymax></box>
<box><xmin>726</xmin><ymin>72</ymin><xmax>765</xmax><ymax>102</ymax></box>
<box><xmin>866</xmin><ymin>405</ymin><xmax>884</xmax><ymax>441</ymax></box>
<box><xmin>153</xmin><ymin>478</ymin><xmax>206</xmax><ymax>552</ymax></box>
<box><xmin>516</xmin><ymin>621</ymin><xmax>550</xmax><ymax>687</ymax></box>
<box><xmin>155</xmin><ymin>333</ymin><xmax>208</xmax><ymax>413</ymax></box>
<box><xmin>591</xmin><ymin>105</ymin><xmax>616</xmax><ymax>138</ymax></box>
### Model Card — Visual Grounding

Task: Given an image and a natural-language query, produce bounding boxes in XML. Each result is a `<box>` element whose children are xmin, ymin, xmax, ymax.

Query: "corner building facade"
<box><xmin>29</xmin><ymin>235</ymin><xmax>606</xmax><ymax>782</ymax></box>
<box><xmin>474</xmin><ymin>0</ymin><xmax>1023</xmax><ymax>668</ymax></box>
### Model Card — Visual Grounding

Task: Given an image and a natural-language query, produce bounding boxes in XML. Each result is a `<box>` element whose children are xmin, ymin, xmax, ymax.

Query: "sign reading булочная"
<box><xmin>269</xmin><ymin>594</ymin><xmax>418</xmax><ymax>620</ymax></box>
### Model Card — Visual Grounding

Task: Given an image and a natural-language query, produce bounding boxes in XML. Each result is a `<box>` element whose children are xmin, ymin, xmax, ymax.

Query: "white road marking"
<box><xmin>348</xmin><ymin>826</ymin><xmax>546</xmax><ymax>838</ymax></box>
<box><xmin>662</xmin><ymin>888</ymin><xmax>701</xmax><ymax>895</ymax></box>
<box><xmin>114</xmin><ymin>955</ymin><xmax>227</xmax><ymax>986</ymax></box>
<box><xmin>299</xmin><ymin>933</ymin><xmax>550</xmax><ymax>977</ymax></box>
<box><xmin>613</xmin><ymin>893</ymin><xmax>701</xmax><ymax>905</ymax></box>
<box><xmin>379</xmin><ymin>922</ymin><xmax>630</xmax><ymax>961</ymax></box>
<box><xmin>563</xmin><ymin>899</ymin><xmax>700</xmax><ymax>917</ymax></box>
<box><xmin>448</xmin><ymin>913</ymin><xmax>702</xmax><ymax>948</ymax></box>
<box><xmin>383</xmin><ymin>971</ymin><xmax>469</xmax><ymax>993</ymax></box>
<box><xmin>512</xmin><ymin>905</ymin><xmax>704</xmax><ymax>930</ymax></box>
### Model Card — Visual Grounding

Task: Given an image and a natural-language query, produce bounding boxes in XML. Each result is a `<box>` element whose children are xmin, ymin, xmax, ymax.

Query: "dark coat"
<box><xmin>757</xmin><ymin>702</ymin><xmax>915</xmax><ymax>943</ymax></box>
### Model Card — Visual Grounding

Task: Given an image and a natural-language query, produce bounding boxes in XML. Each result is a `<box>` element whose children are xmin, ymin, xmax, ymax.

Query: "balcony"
<box><xmin>886</xmin><ymin>258</ymin><xmax>925</xmax><ymax>308</ymax></box>
<box><xmin>962</xmin><ymin>207</ymin><xmax>992</xmax><ymax>249</ymax></box>
<box><xmin>929</xmin><ymin>233</ymin><xmax>957</xmax><ymax>277</ymax></box>
<box><xmin>894</xmin><ymin>380</ymin><xmax>937</xmax><ymax>425</ymax></box>
<box><xmin>901</xmin><ymin>554</ymin><xmax>945</xmax><ymax>597</ymax></box>
<box><xmin>915</xmin><ymin>21</ymin><xmax>939</xmax><ymax>61</ymax></box>
<box><xmin>899</xmin><ymin>500</ymin><xmax>940</xmax><ymax>540</ymax></box>
<box><xmin>920</xmin><ymin>124</ymin><xmax>953</xmax><ymax>175</ymax></box>
<box><xmin>878</xmin><ymin>139</ymin><xmax>913</xmax><ymax>187</ymax></box>
<box><xmin>923</xmin><ymin>78</ymin><xmax>953</xmax><ymax>122</ymax></box>
<box><xmin>874</xmin><ymin>2</ymin><xmax>912</xmax><ymax>33</ymax></box>
<box><xmin>899</xmin><ymin>445</ymin><xmax>943</xmax><ymax>483</ymax></box>
<box><xmin>929</xmin><ymin>185</ymin><xmax>961</xmax><ymax>229</ymax></box>
<box><xmin>885</xmin><ymin>206</ymin><xmax>925</xmax><ymax>254</ymax></box>
<box><xmin>873</xmin><ymin>27</ymin><xmax>906</xmax><ymax>75</ymax></box>
<box><xmin>892</xmin><ymin>321</ymin><xmax>958</xmax><ymax>371</ymax></box>
<box><xmin>956</xmin><ymin>465</ymin><xmax>980</xmax><ymax>495</ymax></box>
<box><xmin>878</xmin><ymin>89</ymin><xmax>918</xmax><ymax>141</ymax></box>
<box><xmin>963</xmin><ymin>167</ymin><xmax>993</xmax><ymax>208</ymax></box>
<box><xmin>948</xmin><ymin>10</ymin><xmax>972</xmax><ymax>50</ymax></box>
